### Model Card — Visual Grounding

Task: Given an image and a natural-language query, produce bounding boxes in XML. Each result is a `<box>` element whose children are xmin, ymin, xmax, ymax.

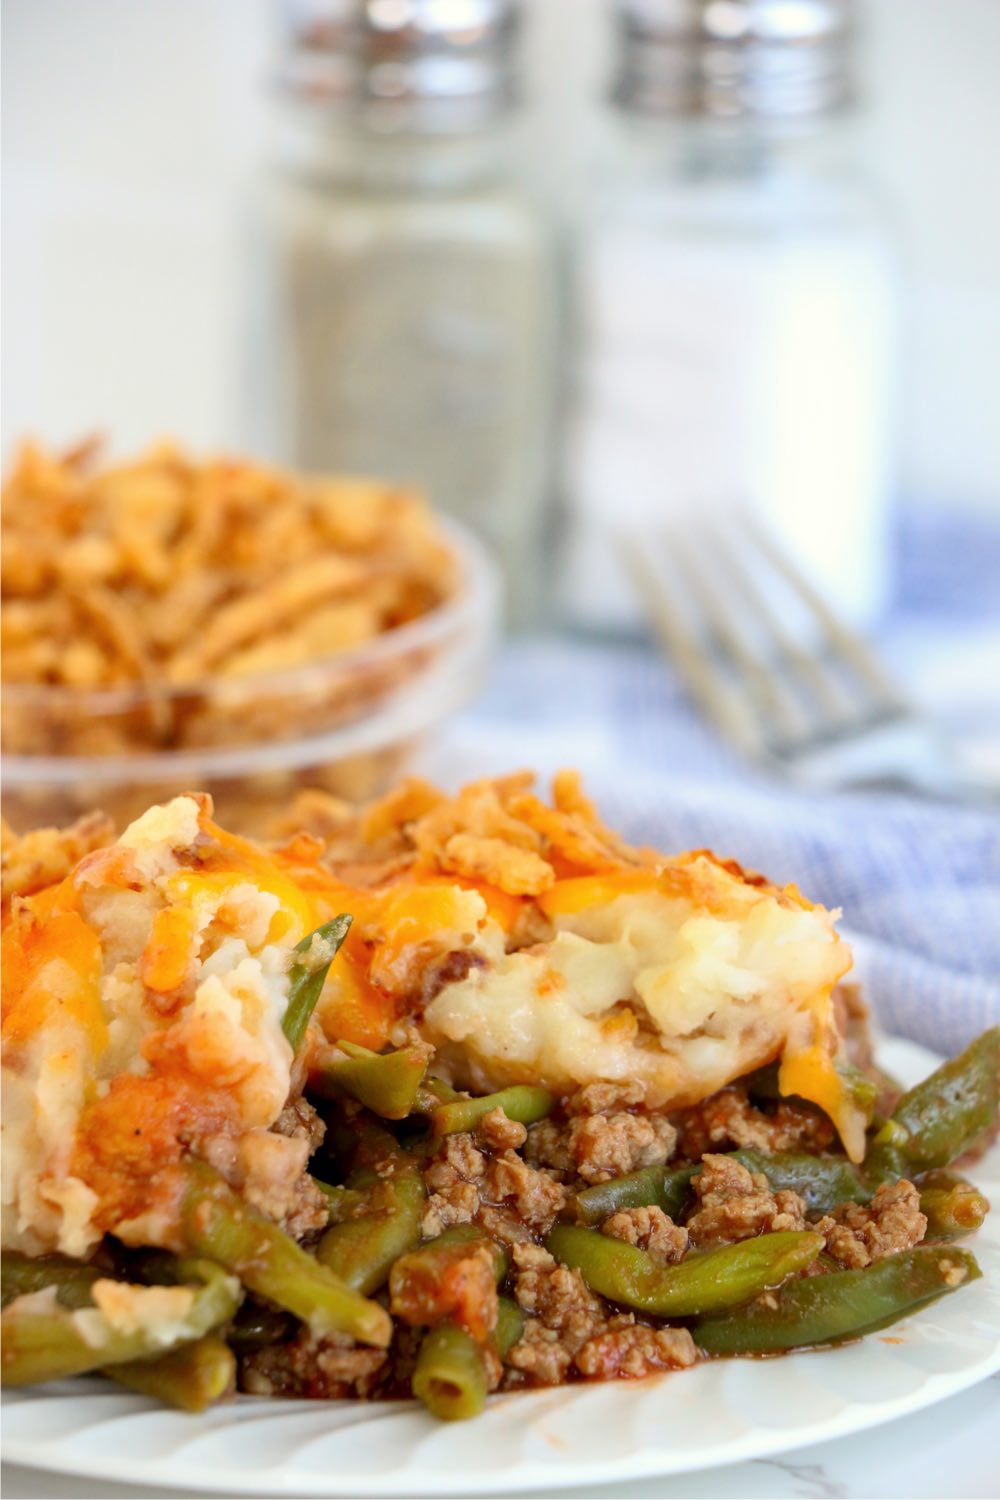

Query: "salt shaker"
<box><xmin>259</xmin><ymin>0</ymin><xmax>555</xmax><ymax>628</ymax></box>
<box><xmin>561</xmin><ymin>0</ymin><xmax>897</xmax><ymax>631</ymax></box>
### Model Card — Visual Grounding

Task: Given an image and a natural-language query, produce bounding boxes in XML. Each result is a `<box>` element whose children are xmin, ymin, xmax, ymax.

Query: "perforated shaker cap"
<box><xmin>279</xmin><ymin>0</ymin><xmax>520</xmax><ymax>131</ymax></box>
<box><xmin>612</xmin><ymin>0</ymin><xmax>856</xmax><ymax>119</ymax></box>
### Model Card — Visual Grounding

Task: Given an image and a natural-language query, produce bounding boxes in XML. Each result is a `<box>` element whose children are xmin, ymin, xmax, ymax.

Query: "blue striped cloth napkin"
<box><xmin>434</xmin><ymin>508</ymin><xmax>1000</xmax><ymax>1056</ymax></box>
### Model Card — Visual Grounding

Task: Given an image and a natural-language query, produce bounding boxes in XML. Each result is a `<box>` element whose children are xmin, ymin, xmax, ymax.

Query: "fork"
<box><xmin>622</xmin><ymin>509</ymin><xmax>997</xmax><ymax>801</ymax></box>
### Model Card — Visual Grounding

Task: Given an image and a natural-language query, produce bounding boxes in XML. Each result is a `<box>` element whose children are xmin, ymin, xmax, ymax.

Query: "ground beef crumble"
<box><xmin>202</xmin><ymin>1126</ymin><xmax>329</xmax><ymax>1242</ymax></box>
<box><xmin>240</xmin><ymin>1330</ymin><xmax>388</xmax><ymax>1400</ymax></box>
<box><xmin>274</xmin><ymin>1096</ymin><xmax>327</xmax><ymax>1156</ymax></box>
<box><xmin>569</xmin><ymin>1112</ymin><xmax>678</xmax><ymax>1184</ymax></box>
<box><xmin>482</xmin><ymin>1150</ymin><xmax>568</xmax><ymax>1231</ymax></box>
<box><xmin>426</xmin><ymin>1134</ymin><xmax>486</xmax><ymax>1188</ymax></box>
<box><xmin>421</xmin><ymin>1133</ymin><xmax>486</xmax><ymax>1236</ymax></box>
<box><xmin>566</xmin><ymin>1080</ymin><xmax>648</xmax><ymax>1115</ymax></box>
<box><xmin>504</xmin><ymin>1242</ymin><xmax>698</xmax><ymax>1386</ymax></box>
<box><xmin>686</xmin><ymin>1153</ymin><xmax>807</xmax><ymax>1248</ymax></box>
<box><xmin>574</xmin><ymin>1325</ymin><xmax>698</xmax><ymax>1380</ymax></box>
<box><xmin>383</xmin><ymin>1321</ymin><xmax>425</xmax><ymax>1393</ymax></box>
<box><xmin>477</xmin><ymin>1106</ymin><xmax>528</xmax><ymax>1151</ymax></box>
<box><xmin>813</xmin><ymin>1180</ymin><xmax>927</xmax><ymax>1269</ymax></box>
<box><xmin>506</xmin><ymin>1243</ymin><xmax>609</xmax><ymax>1385</ymax></box>
<box><xmin>475</xmin><ymin>1202</ymin><xmax>537</xmax><ymax>1248</ymax></box>
<box><xmin>277</xmin><ymin>1178</ymin><xmax>331</xmax><ymax>1242</ymax></box>
<box><xmin>420</xmin><ymin>1127</ymin><xmax>568</xmax><ymax>1239</ymax></box>
<box><xmin>524</xmin><ymin>1117</ymin><xmax>576</xmax><ymax>1177</ymax></box>
<box><xmin>601</xmin><ymin>1205</ymin><xmax>689</xmax><ymax>1264</ymax></box>
<box><xmin>675</xmin><ymin>1086</ymin><xmax>834</xmax><ymax>1159</ymax></box>
<box><xmin>504</xmin><ymin>1320</ymin><xmax>576</xmax><ymax>1386</ymax></box>
<box><xmin>523</xmin><ymin>1081</ymin><xmax>677</xmax><ymax>1186</ymax></box>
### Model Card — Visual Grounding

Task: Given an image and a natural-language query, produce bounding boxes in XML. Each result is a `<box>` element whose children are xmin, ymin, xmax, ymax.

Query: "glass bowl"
<box><xmin>1</xmin><ymin>520</ymin><xmax>499</xmax><ymax>833</ymax></box>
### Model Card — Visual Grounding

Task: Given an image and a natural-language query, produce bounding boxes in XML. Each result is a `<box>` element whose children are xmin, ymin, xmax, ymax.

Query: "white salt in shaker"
<box><xmin>562</xmin><ymin>0</ymin><xmax>897</xmax><ymax>631</ymax></box>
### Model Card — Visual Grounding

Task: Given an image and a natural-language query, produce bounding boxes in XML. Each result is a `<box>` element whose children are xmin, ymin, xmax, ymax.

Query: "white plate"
<box><xmin>4</xmin><ymin>1037</ymin><xmax>999</xmax><ymax>1497</ymax></box>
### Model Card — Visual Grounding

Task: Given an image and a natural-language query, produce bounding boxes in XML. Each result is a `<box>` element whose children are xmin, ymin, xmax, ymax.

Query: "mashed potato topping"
<box><xmin>2</xmin><ymin>770</ymin><xmax>864</xmax><ymax>1262</ymax></box>
<box><xmin>283</xmin><ymin>771</ymin><xmax>861</xmax><ymax>1158</ymax></box>
<box><xmin>422</xmin><ymin>865</ymin><xmax>850</xmax><ymax>1124</ymax></box>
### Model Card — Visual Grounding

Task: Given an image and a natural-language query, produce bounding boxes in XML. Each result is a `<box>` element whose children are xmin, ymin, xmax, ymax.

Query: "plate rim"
<box><xmin>5</xmin><ymin>1346</ymin><xmax>1000</xmax><ymax>1499</ymax></box>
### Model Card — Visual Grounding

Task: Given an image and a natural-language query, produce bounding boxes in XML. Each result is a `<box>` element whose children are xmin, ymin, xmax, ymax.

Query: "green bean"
<box><xmin>328</xmin><ymin>1115</ymin><xmax>405</xmax><ymax>1176</ymax></box>
<box><xmin>545</xmin><ymin>1225</ymin><xmax>824</xmax><ymax>1317</ymax></box>
<box><xmin>866</xmin><ymin>1027</ymin><xmax>1000</xmax><ymax>1181</ymax></box>
<box><xmin>1</xmin><ymin>1258</ymin><xmax>240</xmax><ymax>1387</ymax></box>
<box><xmin>115</xmin><ymin>1249</ymin><xmax>191</xmax><ymax>1286</ymax></box>
<box><xmin>495</xmin><ymin>1295</ymin><xmax>525</xmax><ymax>1360</ymax></box>
<box><xmin>694</xmin><ymin>1245</ymin><xmax>982</xmax><ymax>1355</ymax></box>
<box><xmin>731</xmin><ymin>1150</ymin><xmax>870</xmax><ymax>1217</ymax></box>
<box><xmin>310</xmin><ymin>1178</ymin><xmax>364</xmax><ymax>1222</ymax></box>
<box><xmin>282</xmin><ymin>915</ymin><xmax>352</xmax><ymax>1052</ymax></box>
<box><xmin>311</xmin><ymin>1041</ymin><xmax>429</xmax><ymax>1120</ymax></box>
<box><xmin>406</xmin><ymin>1226</ymin><xmax>514</xmax><ymax>1421</ymax></box>
<box><xmin>918</xmin><ymin>1171</ymin><xmax>990</xmax><ymax>1242</ymax></box>
<box><xmin>836</xmin><ymin>1062</ymin><xmax>880</xmax><ymax>1123</ymax></box>
<box><xmin>108</xmin><ymin>1335</ymin><xmax>236</xmax><ymax>1412</ymax></box>
<box><xmin>429</xmin><ymin>1085</ymin><xmax>553</xmax><ymax>1137</ymax></box>
<box><xmin>412</xmin><ymin>1322</ymin><xmax>489</xmax><ymax>1422</ymax></box>
<box><xmin>226</xmin><ymin>1302</ymin><xmax>295</xmax><ymax>1354</ymax></box>
<box><xmin>573</xmin><ymin>1164</ymin><xmax>698</xmax><ymax>1226</ymax></box>
<box><xmin>414</xmin><ymin>1077</ymin><xmax>462</xmax><ymax>1113</ymax></box>
<box><xmin>317</xmin><ymin>1164</ymin><xmax>426</xmax><ymax>1294</ymax></box>
<box><xmin>411</xmin><ymin>1257</ymin><xmax>524</xmax><ymax>1420</ymax></box>
<box><xmin>310</xmin><ymin>1174</ymin><xmax>343</xmax><ymax>1198</ymax></box>
<box><xmin>320</xmin><ymin>1116</ymin><xmax>366</xmax><ymax>1167</ymax></box>
<box><xmin>1</xmin><ymin>1252</ymin><xmax>241</xmax><ymax>1404</ymax></box>
<box><xmin>1</xmin><ymin>1252</ymin><xmax>102</xmax><ymax>1311</ymax></box>
<box><xmin>178</xmin><ymin>1160</ymin><xmax>391</xmax><ymax>1347</ymax></box>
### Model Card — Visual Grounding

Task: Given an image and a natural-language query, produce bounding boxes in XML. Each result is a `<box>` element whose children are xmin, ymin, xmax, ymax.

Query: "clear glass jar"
<box><xmin>561</xmin><ymin>103</ymin><xmax>898</xmax><ymax>632</ymax></box>
<box><xmin>259</xmin><ymin>110</ymin><xmax>555</xmax><ymax>629</ymax></box>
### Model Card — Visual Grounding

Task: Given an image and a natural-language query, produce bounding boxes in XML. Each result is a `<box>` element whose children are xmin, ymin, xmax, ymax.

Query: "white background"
<box><xmin>3</xmin><ymin>0</ymin><xmax>999</xmax><ymax>512</ymax></box>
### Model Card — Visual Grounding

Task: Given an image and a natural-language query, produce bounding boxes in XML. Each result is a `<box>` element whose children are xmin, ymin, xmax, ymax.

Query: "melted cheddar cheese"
<box><xmin>1</xmin><ymin>797</ymin><xmax>315</xmax><ymax>1256</ymax></box>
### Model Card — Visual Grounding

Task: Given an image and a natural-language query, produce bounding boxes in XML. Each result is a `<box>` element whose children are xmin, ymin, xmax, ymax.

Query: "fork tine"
<box><xmin>620</xmin><ymin>532</ymin><xmax>768</xmax><ymax>761</ymax></box>
<box><xmin>740</xmin><ymin>510</ymin><xmax>911</xmax><ymax>716</ymax></box>
<box><xmin>666</xmin><ymin>523</ymin><xmax>811</xmax><ymax>748</ymax></box>
<box><xmin>703</xmin><ymin>509</ymin><xmax>848</xmax><ymax>723</ymax></box>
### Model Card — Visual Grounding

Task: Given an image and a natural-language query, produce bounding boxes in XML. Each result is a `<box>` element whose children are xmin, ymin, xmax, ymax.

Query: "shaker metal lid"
<box><xmin>279</xmin><ymin>0</ymin><xmax>519</xmax><ymax>130</ymax></box>
<box><xmin>612</xmin><ymin>0</ymin><xmax>856</xmax><ymax>118</ymax></box>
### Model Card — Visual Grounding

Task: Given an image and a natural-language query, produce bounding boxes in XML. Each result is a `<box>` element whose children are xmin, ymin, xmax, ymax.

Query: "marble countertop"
<box><xmin>4</xmin><ymin>1375</ymin><xmax>997</xmax><ymax>1500</ymax></box>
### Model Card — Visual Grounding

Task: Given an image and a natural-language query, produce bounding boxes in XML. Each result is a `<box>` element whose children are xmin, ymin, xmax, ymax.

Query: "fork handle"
<box><xmin>849</xmin><ymin>759</ymin><xmax>1000</xmax><ymax>806</ymax></box>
